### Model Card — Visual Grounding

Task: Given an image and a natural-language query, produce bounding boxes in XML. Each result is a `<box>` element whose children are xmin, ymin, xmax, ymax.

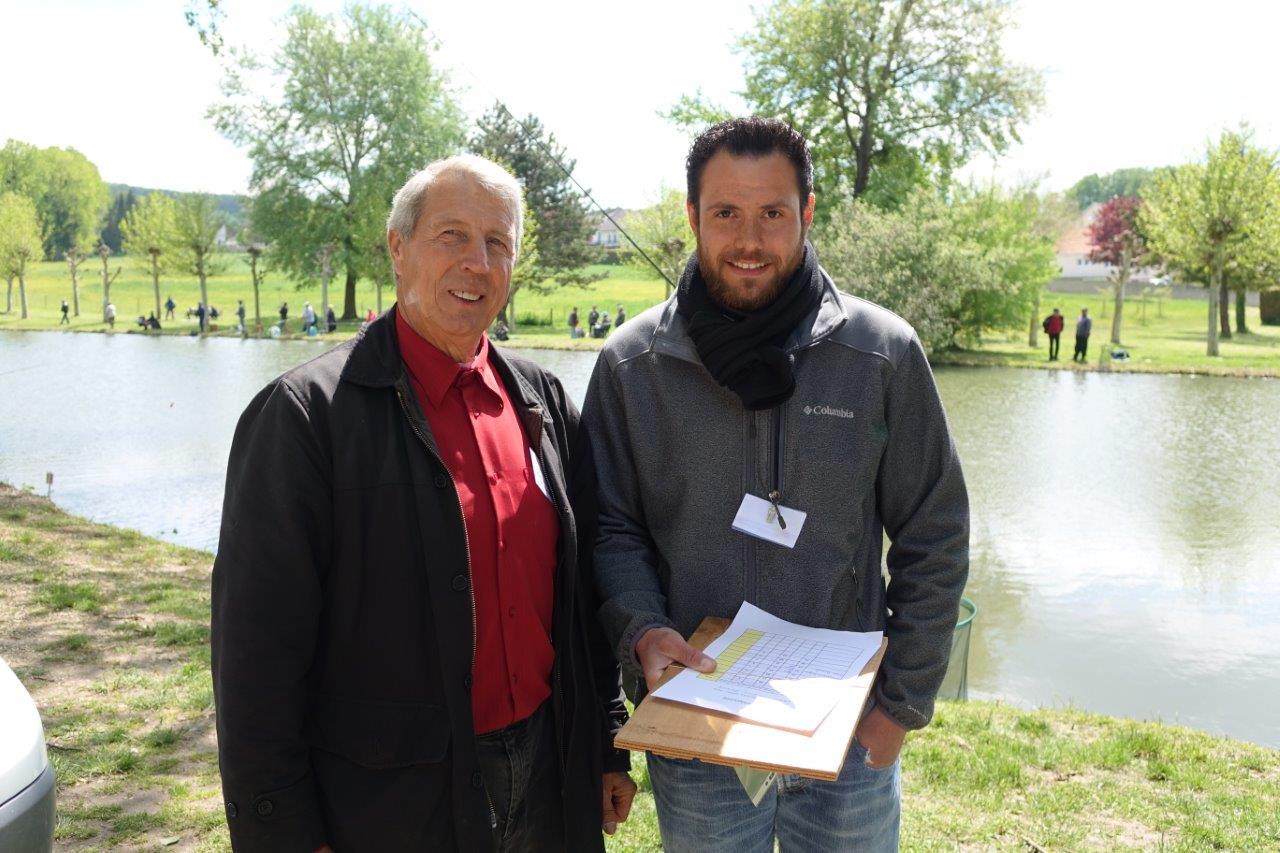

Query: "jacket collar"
<box><xmin>650</xmin><ymin>267</ymin><xmax>848</xmax><ymax>365</ymax></box>
<box><xmin>342</xmin><ymin>305</ymin><xmax>551</xmax><ymax>450</ymax></box>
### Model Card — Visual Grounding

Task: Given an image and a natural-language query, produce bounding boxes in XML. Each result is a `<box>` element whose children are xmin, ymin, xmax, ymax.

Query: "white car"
<box><xmin>0</xmin><ymin>657</ymin><xmax>55</xmax><ymax>851</ymax></box>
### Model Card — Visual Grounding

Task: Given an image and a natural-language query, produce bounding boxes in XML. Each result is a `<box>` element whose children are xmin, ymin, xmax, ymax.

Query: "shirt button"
<box><xmin>451</xmin><ymin>574</ymin><xmax>468</xmax><ymax>591</ymax></box>
<box><xmin>472</xmin><ymin>411</ymin><xmax>480</xmax><ymax>419</ymax></box>
<box><xmin>471</xmin><ymin>772</ymin><xmax>485</xmax><ymax>789</ymax></box>
<box><xmin>225</xmin><ymin>802</ymin><xmax>238</xmax><ymax>819</ymax></box>
<box><xmin>488</xmin><ymin>473</ymin><xmax>498</xmax><ymax>485</ymax></box>
<box><xmin>508</xmin><ymin>606</ymin><xmax>516</xmax><ymax>618</ymax></box>
<box><xmin>255</xmin><ymin>799</ymin><xmax>274</xmax><ymax>817</ymax></box>
<box><xmin>498</xmin><ymin>539</ymin><xmax>505</xmax><ymax>551</ymax></box>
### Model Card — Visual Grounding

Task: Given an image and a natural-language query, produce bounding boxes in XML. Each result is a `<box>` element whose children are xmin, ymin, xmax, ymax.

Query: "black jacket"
<box><xmin>211</xmin><ymin>309</ymin><xmax>629</xmax><ymax>852</ymax></box>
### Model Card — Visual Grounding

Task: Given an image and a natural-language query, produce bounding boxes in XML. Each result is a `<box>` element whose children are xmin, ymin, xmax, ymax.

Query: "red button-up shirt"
<box><xmin>396</xmin><ymin>311</ymin><xmax>559</xmax><ymax>734</ymax></box>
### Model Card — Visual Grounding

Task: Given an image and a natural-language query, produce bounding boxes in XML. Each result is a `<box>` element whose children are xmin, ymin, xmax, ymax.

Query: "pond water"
<box><xmin>1</xmin><ymin>330</ymin><xmax>1278</xmax><ymax>747</ymax></box>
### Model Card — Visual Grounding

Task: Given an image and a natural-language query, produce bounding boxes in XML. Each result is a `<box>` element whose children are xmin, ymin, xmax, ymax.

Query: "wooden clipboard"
<box><xmin>613</xmin><ymin>617</ymin><xmax>887</xmax><ymax>781</ymax></box>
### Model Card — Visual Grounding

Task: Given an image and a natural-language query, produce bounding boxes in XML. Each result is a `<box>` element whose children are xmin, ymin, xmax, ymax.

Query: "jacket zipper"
<box><xmin>533</xmin><ymin>432</ymin><xmax>571</xmax><ymax>775</ymax></box>
<box><xmin>394</xmin><ymin>388</ymin><xmax>477</xmax><ymax>695</ymax></box>
<box><xmin>767</xmin><ymin>405</ymin><xmax>787</xmax><ymax>529</ymax></box>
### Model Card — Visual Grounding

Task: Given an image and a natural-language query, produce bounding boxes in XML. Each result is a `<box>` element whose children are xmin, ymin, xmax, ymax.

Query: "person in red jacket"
<box><xmin>1043</xmin><ymin>307</ymin><xmax>1065</xmax><ymax>360</ymax></box>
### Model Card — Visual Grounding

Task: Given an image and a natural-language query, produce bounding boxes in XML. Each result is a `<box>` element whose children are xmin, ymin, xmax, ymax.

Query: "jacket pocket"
<box><xmin>306</xmin><ymin>695</ymin><xmax>449</xmax><ymax>769</ymax></box>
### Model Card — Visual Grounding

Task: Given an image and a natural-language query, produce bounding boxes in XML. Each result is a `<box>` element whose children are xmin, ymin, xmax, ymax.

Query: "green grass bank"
<box><xmin>1</xmin><ymin>484</ymin><xmax>1277</xmax><ymax>850</ymax></box>
<box><xmin>5</xmin><ymin>255</ymin><xmax>1279</xmax><ymax>376</ymax></box>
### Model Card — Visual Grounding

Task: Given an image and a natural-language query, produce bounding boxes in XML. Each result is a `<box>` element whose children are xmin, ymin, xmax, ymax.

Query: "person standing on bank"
<box><xmin>584</xmin><ymin>118</ymin><xmax>969</xmax><ymax>852</ymax></box>
<box><xmin>1073</xmin><ymin>307</ymin><xmax>1092</xmax><ymax>362</ymax></box>
<box><xmin>1044</xmin><ymin>307</ymin><xmax>1064</xmax><ymax>361</ymax></box>
<box><xmin>213</xmin><ymin>154</ymin><xmax>636</xmax><ymax>852</ymax></box>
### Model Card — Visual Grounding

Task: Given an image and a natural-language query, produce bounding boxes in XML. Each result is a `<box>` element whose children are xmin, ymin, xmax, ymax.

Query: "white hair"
<box><xmin>386</xmin><ymin>154</ymin><xmax>523</xmax><ymax>244</ymax></box>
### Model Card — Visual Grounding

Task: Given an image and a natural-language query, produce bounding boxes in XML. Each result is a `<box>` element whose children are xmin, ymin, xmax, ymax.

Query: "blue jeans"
<box><xmin>647</xmin><ymin>738</ymin><xmax>900</xmax><ymax>852</ymax></box>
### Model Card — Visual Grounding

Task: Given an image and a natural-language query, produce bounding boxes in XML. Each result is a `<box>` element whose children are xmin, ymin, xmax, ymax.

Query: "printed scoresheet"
<box><xmin>652</xmin><ymin>602</ymin><xmax>883</xmax><ymax>733</ymax></box>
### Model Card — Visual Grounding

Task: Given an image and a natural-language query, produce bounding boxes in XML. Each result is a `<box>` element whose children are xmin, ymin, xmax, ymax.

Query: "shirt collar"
<box><xmin>395</xmin><ymin>310</ymin><xmax>502</xmax><ymax>410</ymax></box>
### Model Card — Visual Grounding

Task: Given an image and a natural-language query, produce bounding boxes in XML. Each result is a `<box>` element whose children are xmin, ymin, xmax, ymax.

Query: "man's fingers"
<box><xmin>662</xmin><ymin>635</ymin><xmax>716</xmax><ymax>673</ymax></box>
<box><xmin>613</xmin><ymin>786</ymin><xmax>636</xmax><ymax>822</ymax></box>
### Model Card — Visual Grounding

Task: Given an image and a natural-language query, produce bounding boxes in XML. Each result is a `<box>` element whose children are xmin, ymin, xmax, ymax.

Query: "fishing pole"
<box><xmin>407</xmin><ymin>9</ymin><xmax>679</xmax><ymax>290</ymax></box>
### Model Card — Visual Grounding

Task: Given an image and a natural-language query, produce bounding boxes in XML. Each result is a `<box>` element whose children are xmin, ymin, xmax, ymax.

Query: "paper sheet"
<box><xmin>651</xmin><ymin>602</ymin><xmax>883</xmax><ymax>734</ymax></box>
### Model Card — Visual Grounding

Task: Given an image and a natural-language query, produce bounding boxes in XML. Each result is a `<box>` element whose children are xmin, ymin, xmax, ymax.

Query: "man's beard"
<box><xmin>698</xmin><ymin>238</ymin><xmax>806</xmax><ymax>313</ymax></box>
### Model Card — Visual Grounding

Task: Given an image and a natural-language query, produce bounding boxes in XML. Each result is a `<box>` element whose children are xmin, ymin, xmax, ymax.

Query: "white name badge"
<box><xmin>731</xmin><ymin>493</ymin><xmax>807</xmax><ymax>549</ymax></box>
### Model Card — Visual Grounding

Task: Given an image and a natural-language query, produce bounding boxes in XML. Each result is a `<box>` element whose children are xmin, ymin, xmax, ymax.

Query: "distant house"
<box><xmin>588</xmin><ymin>209</ymin><xmax>629</xmax><ymax>251</ymax></box>
<box><xmin>1054</xmin><ymin>203</ymin><xmax>1113</xmax><ymax>281</ymax></box>
<box><xmin>215</xmin><ymin>224</ymin><xmax>242</xmax><ymax>252</ymax></box>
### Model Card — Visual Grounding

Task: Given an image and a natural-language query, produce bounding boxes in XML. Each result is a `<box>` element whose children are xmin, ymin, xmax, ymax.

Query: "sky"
<box><xmin>2</xmin><ymin>0</ymin><xmax>1279</xmax><ymax>209</ymax></box>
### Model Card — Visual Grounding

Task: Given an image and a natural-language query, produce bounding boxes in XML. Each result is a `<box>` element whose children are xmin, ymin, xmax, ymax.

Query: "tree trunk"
<box><xmin>1111</xmin><ymin>251</ymin><xmax>1128</xmax><ymax>345</ymax></box>
<box><xmin>68</xmin><ymin>256</ymin><xmax>81</xmax><ymax>317</ymax></box>
<box><xmin>5</xmin><ymin>276</ymin><xmax>11</xmax><ymax>313</ymax></box>
<box><xmin>1218</xmin><ymin>279</ymin><xmax>1232</xmax><ymax>339</ymax></box>
<box><xmin>1207</xmin><ymin>259</ymin><xmax>1221</xmax><ymax>356</ymax></box>
<box><xmin>1027</xmin><ymin>290</ymin><xmax>1040</xmax><ymax>348</ymax></box>
<box><xmin>198</xmin><ymin>253</ymin><xmax>209</xmax><ymax>336</ymax></box>
<box><xmin>19</xmin><ymin>267</ymin><xmax>29</xmax><ymax>319</ymax></box>
<box><xmin>342</xmin><ymin>234</ymin><xmax>358</xmax><ymax>319</ymax></box>
<box><xmin>100</xmin><ymin>252</ymin><xmax>112</xmax><ymax>323</ymax></box>
<box><xmin>1235</xmin><ymin>289</ymin><xmax>1248</xmax><ymax>335</ymax></box>
<box><xmin>151</xmin><ymin>253</ymin><xmax>162</xmax><ymax>321</ymax></box>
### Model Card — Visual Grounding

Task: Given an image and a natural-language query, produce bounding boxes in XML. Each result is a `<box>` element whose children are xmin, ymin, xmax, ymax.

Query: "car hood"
<box><xmin>0</xmin><ymin>656</ymin><xmax>49</xmax><ymax>805</ymax></box>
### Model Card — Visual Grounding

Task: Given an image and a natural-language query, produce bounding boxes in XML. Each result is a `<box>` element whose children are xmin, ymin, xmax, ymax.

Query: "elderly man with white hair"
<box><xmin>212</xmin><ymin>155</ymin><xmax>636</xmax><ymax>853</ymax></box>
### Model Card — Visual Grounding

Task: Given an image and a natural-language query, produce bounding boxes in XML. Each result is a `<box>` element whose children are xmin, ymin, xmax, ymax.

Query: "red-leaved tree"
<box><xmin>1087</xmin><ymin>195</ymin><xmax>1149</xmax><ymax>345</ymax></box>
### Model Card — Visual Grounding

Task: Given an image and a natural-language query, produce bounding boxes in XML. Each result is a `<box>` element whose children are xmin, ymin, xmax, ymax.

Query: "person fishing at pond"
<box><xmin>1074</xmin><ymin>307</ymin><xmax>1092</xmax><ymax>362</ymax></box>
<box><xmin>59</xmin><ymin>300</ymin><xmax>70</xmax><ymax>325</ymax></box>
<box><xmin>213</xmin><ymin>154</ymin><xmax>635</xmax><ymax>853</ymax></box>
<box><xmin>1043</xmin><ymin>307</ymin><xmax>1064</xmax><ymax>361</ymax></box>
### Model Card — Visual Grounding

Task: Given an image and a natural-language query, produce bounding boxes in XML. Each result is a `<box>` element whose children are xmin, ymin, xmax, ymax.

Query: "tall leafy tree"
<box><xmin>0</xmin><ymin>192</ymin><xmax>44</xmax><ymax>319</ymax></box>
<box><xmin>669</xmin><ymin>0</ymin><xmax>1042</xmax><ymax>213</ymax></box>
<box><xmin>122</xmin><ymin>192</ymin><xmax>179</xmax><ymax>321</ymax></box>
<box><xmin>213</xmin><ymin>5</ymin><xmax>465</xmax><ymax>318</ymax></box>
<box><xmin>171</xmin><ymin>193</ymin><xmax>227</xmax><ymax>335</ymax></box>
<box><xmin>0</xmin><ymin>140</ymin><xmax>110</xmax><ymax>258</ymax></box>
<box><xmin>1141</xmin><ymin>129</ymin><xmax>1280</xmax><ymax>356</ymax></box>
<box><xmin>622</xmin><ymin>187</ymin><xmax>690</xmax><ymax>296</ymax></box>
<box><xmin>471</xmin><ymin>104</ymin><xmax>602</xmax><ymax>287</ymax></box>
<box><xmin>1087</xmin><ymin>196</ymin><xmax>1149</xmax><ymax>345</ymax></box>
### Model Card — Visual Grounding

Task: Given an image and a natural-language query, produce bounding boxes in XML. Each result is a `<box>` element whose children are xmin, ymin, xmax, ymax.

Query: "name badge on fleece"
<box><xmin>731</xmin><ymin>493</ymin><xmax>806</xmax><ymax>549</ymax></box>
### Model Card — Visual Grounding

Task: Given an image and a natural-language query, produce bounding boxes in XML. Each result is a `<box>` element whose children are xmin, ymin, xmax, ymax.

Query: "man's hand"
<box><xmin>854</xmin><ymin>705</ymin><xmax>907</xmax><ymax>769</ymax></box>
<box><xmin>635</xmin><ymin>627</ymin><xmax>716</xmax><ymax>691</ymax></box>
<box><xmin>601</xmin><ymin>771</ymin><xmax>638</xmax><ymax>836</ymax></box>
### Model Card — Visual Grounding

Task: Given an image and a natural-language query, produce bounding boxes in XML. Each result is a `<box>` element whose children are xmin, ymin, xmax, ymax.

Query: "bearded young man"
<box><xmin>582</xmin><ymin>118</ymin><xmax>969</xmax><ymax>851</ymax></box>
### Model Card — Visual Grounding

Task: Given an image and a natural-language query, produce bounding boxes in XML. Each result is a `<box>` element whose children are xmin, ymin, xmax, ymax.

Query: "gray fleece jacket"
<box><xmin>581</xmin><ymin>272</ymin><xmax>969</xmax><ymax>731</ymax></box>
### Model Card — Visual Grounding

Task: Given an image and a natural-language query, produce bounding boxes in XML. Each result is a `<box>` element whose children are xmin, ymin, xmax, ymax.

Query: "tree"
<box><xmin>1069</xmin><ymin>168</ymin><xmax>1155</xmax><ymax>209</ymax></box>
<box><xmin>1141</xmin><ymin>129</ymin><xmax>1280</xmax><ymax>356</ymax></box>
<box><xmin>1086</xmin><ymin>196</ymin><xmax>1149</xmax><ymax>345</ymax></box>
<box><xmin>99</xmin><ymin>189</ymin><xmax>137</xmax><ymax>254</ymax></box>
<box><xmin>0</xmin><ymin>140</ymin><xmax>109</xmax><ymax>259</ymax></box>
<box><xmin>1026</xmin><ymin>192</ymin><xmax>1077</xmax><ymax>347</ymax></box>
<box><xmin>816</xmin><ymin>190</ymin><xmax>987</xmax><ymax>352</ymax></box>
<box><xmin>246</xmin><ymin>243</ymin><xmax>267</xmax><ymax>331</ymax></box>
<box><xmin>213</xmin><ymin>5</ymin><xmax>465</xmax><ymax>319</ymax></box>
<box><xmin>669</xmin><ymin>0</ymin><xmax>1042</xmax><ymax>213</ymax></box>
<box><xmin>0</xmin><ymin>193</ymin><xmax>43</xmax><ymax>319</ymax></box>
<box><xmin>471</xmin><ymin>104</ymin><xmax>603</xmax><ymax>287</ymax></box>
<box><xmin>499</xmin><ymin>204</ymin><xmax>542</xmax><ymax>332</ymax></box>
<box><xmin>619</xmin><ymin>188</ymin><xmax>690</xmax><ymax>296</ymax></box>
<box><xmin>97</xmin><ymin>242</ymin><xmax>121</xmax><ymax>324</ymax></box>
<box><xmin>171</xmin><ymin>193</ymin><xmax>227</xmax><ymax>334</ymax></box>
<box><xmin>122</xmin><ymin>192</ymin><xmax>179</xmax><ymax>321</ymax></box>
<box><xmin>65</xmin><ymin>246</ymin><xmax>88</xmax><ymax>317</ymax></box>
<box><xmin>949</xmin><ymin>182</ymin><xmax>1060</xmax><ymax>344</ymax></box>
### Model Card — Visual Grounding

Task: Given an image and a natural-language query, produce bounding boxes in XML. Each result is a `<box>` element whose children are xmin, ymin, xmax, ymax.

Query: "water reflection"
<box><xmin>1</xmin><ymin>333</ymin><xmax>1278</xmax><ymax>746</ymax></box>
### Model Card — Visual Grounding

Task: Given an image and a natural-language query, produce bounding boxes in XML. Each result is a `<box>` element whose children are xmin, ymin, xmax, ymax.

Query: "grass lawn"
<box><xmin>1</xmin><ymin>484</ymin><xmax>1277</xmax><ymax>850</ymax></box>
<box><xmin>6</xmin><ymin>253</ymin><xmax>1279</xmax><ymax>376</ymax></box>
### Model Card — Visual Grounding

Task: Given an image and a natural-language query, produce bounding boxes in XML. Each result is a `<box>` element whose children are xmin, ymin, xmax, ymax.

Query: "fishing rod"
<box><xmin>407</xmin><ymin>10</ymin><xmax>679</xmax><ymax>291</ymax></box>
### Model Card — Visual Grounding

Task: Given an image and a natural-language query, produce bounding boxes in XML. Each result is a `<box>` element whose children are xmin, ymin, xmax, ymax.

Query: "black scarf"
<box><xmin>675</xmin><ymin>242</ymin><xmax>824</xmax><ymax>411</ymax></box>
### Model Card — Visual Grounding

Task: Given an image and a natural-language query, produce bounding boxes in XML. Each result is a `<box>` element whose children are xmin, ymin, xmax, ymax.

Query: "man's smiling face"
<box><xmin>389</xmin><ymin>171</ymin><xmax>518</xmax><ymax>360</ymax></box>
<box><xmin>687</xmin><ymin>150</ymin><xmax>815</xmax><ymax>313</ymax></box>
